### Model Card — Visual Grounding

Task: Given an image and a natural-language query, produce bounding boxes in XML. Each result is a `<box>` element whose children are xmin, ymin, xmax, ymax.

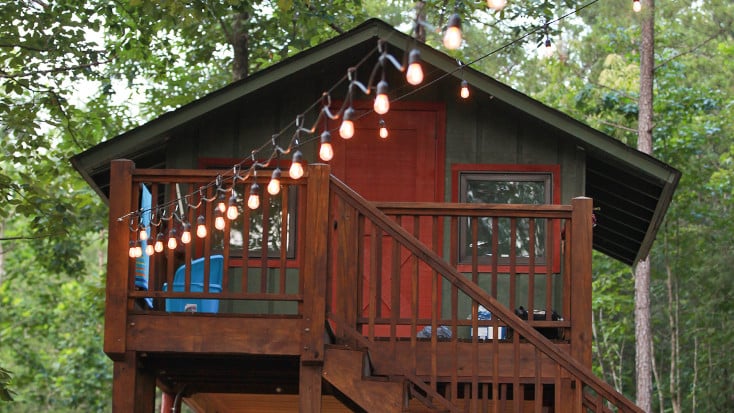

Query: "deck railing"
<box><xmin>104</xmin><ymin>161</ymin><xmax>640</xmax><ymax>412</ymax></box>
<box><xmin>325</xmin><ymin>171</ymin><xmax>641</xmax><ymax>412</ymax></box>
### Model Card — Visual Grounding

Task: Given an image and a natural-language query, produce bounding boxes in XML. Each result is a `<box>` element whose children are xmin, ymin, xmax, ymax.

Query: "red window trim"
<box><xmin>451</xmin><ymin>163</ymin><xmax>562</xmax><ymax>274</ymax></box>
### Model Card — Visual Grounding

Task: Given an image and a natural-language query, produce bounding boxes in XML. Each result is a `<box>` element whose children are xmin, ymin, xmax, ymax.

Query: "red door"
<box><xmin>329</xmin><ymin>101</ymin><xmax>445</xmax><ymax>337</ymax></box>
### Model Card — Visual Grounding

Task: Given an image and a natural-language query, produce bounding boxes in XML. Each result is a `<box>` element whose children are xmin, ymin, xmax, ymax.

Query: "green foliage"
<box><xmin>1</xmin><ymin>0</ymin><xmax>733</xmax><ymax>410</ymax></box>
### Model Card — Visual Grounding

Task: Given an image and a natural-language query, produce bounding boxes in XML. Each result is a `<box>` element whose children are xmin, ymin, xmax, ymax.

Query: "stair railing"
<box><xmin>326</xmin><ymin>174</ymin><xmax>642</xmax><ymax>413</ymax></box>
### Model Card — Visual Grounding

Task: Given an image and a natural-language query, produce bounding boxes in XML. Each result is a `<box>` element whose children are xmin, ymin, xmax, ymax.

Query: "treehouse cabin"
<box><xmin>72</xmin><ymin>19</ymin><xmax>679</xmax><ymax>413</ymax></box>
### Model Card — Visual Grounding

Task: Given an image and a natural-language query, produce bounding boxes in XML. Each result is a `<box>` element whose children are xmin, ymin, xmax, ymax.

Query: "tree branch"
<box><xmin>655</xmin><ymin>29</ymin><xmax>727</xmax><ymax>72</ymax></box>
<box><xmin>0</xmin><ymin>59</ymin><xmax>111</xmax><ymax>79</ymax></box>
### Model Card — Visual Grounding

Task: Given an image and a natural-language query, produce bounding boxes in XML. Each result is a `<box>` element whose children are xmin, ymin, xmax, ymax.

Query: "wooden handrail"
<box><xmin>329</xmin><ymin>174</ymin><xmax>643</xmax><ymax>413</ymax></box>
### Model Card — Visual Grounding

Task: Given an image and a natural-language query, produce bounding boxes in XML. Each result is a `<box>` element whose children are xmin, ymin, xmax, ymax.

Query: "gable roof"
<box><xmin>71</xmin><ymin>18</ymin><xmax>680</xmax><ymax>266</ymax></box>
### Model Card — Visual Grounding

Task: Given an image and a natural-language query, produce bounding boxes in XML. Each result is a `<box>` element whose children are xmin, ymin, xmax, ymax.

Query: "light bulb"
<box><xmin>214</xmin><ymin>210</ymin><xmax>226</xmax><ymax>230</ymax></box>
<box><xmin>378</xmin><ymin>119</ymin><xmax>388</xmax><ymax>139</ymax></box>
<box><xmin>460</xmin><ymin>80</ymin><xmax>470</xmax><ymax>99</ymax></box>
<box><xmin>247</xmin><ymin>183</ymin><xmax>260</xmax><ymax>210</ymax></box>
<box><xmin>443</xmin><ymin>14</ymin><xmax>462</xmax><ymax>50</ymax></box>
<box><xmin>267</xmin><ymin>168</ymin><xmax>282</xmax><ymax>195</ymax></box>
<box><xmin>373</xmin><ymin>80</ymin><xmax>390</xmax><ymax>115</ymax></box>
<box><xmin>145</xmin><ymin>244</ymin><xmax>155</xmax><ymax>256</ymax></box>
<box><xmin>167</xmin><ymin>230</ymin><xmax>177</xmax><ymax>250</ymax></box>
<box><xmin>139</xmin><ymin>227</ymin><xmax>148</xmax><ymax>241</ymax></box>
<box><xmin>216</xmin><ymin>193</ymin><xmax>226</xmax><ymax>214</ymax></box>
<box><xmin>339</xmin><ymin>107</ymin><xmax>355</xmax><ymax>139</ymax></box>
<box><xmin>154</xmin><ymin>234</ymin><xmax>164</xmax><ymax>253</ymax></box>
<box><xmin>226</xmin><ymin>194</ymin><xmax>239</xmax><ymax>220</ymax></box>
<box><xmin>196</xmin><ymin>215</ymin><xmax>207</xmax><ymax>238</ymax></box>
<box><xmin>487</xmin><ymin>0</ymin><xmax>507</xmax><ymax>11</ymax></box>
<box><xmin>128</xmin><ymin>242</ymin><xmax>136</xmax><ymax>258</ymax></box>
<box><xmin>134</xmin><ymin>244</ymin><xmax>143</xmax><ymax>258</ymax></box>
<box><xmin>632</xmin><ymin>0</ymin><xmax>641</xmax><ymax>12</ymax></box>
<box><xmin>406</xmin><ymin>49</ymin><xmax>424</xmax><ymax>85</ymax></box>
<box><xmin>319</xmin><ymin>131</ymin><xmax>334</xmax><ymax>161</ymax></box>
<box><xmin>290</xmin><ymin>151</ymin><xmax>304</xmax><ymax>180</ymax></box>
<box><xmin>181</xmin><ymin>223</ymin><xmax>192</xmax><ymax>244</ymax></box>
<box><xmin>541</xmin><ymin>38</ymin><xmax>554</xmax><ymax>58</ymax></box>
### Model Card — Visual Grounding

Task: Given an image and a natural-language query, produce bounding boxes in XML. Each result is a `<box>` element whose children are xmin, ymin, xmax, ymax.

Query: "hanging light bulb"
<box><xmin>405</xmin><ymin>49</ymin><xmax>424</xmax><ymax>86</ymax></box>
<box><xmin>216</xmin><ymin>193</ymin><xmax>227</xmax><ymax>214</ymax></box>
<box><xmin>319</xmin><ymin>131</ymin><xmax>334</xmax><ymax>161</ymax></box>
<box><xmin>443</xmin><ymin>14</ymin><xmax>462</xmax><ymax>50</ymax></box>
<box><xmin>128</xmin><ymin>241</ymin><xmax>137</xmax><ymax>258</ymax></box>
<box><xmin>460</xmin><ymin>80</ymin><xmax>470</xmax><ymax>99</ymax></box>
<box><xmin>378</xmin><ymin>119</ymin><xmax>388</xmax><ymax>139</ymax></box>
<box><xmin>373</xmin><ymin>80</ymin><xmax>390</xmax><ymax>115</ymax></box>
<box><xmin>289</xmin><ymin>151</ymin><xmax>304</xmax><ymax>180</ymax></box>
<box><xmin>267</xmin><ymin>168</ymin><xmax>282</xmax><ymax>196</ymax></box>
<box><xmin>214</xmin><ymin>209</ymin><xmax>226</xmax><ymax>231</ymax></box>
<box><xmin>247</xmin><ymin>183</ymin><xmax>261</xmax><ymax>210</ymax></box>
<box><xmin>226</xmin><ymin>193</ymin><xmax>239</xmax><ymax>220</ymax></box>
<box><xmin>487</xmin><ymin>0</ymin><xmax>507</xmax><ymax>11</ymax></box>
<box><xmin>632</xmin><ymin>0</ymin><xmax>641</xmax><ymax>12</ymax></box>
<box><xmin>541</xmin><ymin>37</ymin><xmax>554</xmax><ymax>58</ymax></box>
<box><xmin>154</xmin><ymin>233</ymin><xmax>164</xmax><ymax>253</ymax></box>
<box><xmin>145</xmin><ymin>243</ymin><xmax>155</xmax><ymax>256</ymax></box>
<box><xmin>134</xmin><ymin>243</ymin><xmax>143</xmax><ymax>258</ymax></box>
<box><xmin>339</xmin><ymin>107</ymin><xmax>355</xmax><ymax>139</ymax></box>
<box><xmin>167</xmin><ymin>229</ymin><xmax>177</xmax><ymax>250</ymax></box>
<box><xmin>138</xmin><ymin>226</ymin><xmax>148</xmax><ymax>241</ymax></box>
<box><xmin>196</xmin><ymin>215</ymin><xmax>207</xmax><ymax>238</ymax></box>
<box><xmin>180</xmin><ymin>222</ymin><xmax>192</xmax><ymax>244</ymax></box>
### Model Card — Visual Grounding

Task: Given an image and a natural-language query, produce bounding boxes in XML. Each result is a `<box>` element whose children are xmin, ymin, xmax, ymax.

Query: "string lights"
<box><xmin>632</xmin><ymin>0</ymin><xmax>641</xmax><ymax>12</ymax></box>
<box><xmin>120</xmin><ymin>0</ymin><xmax>604</xmax><ymax>257</ymax></box>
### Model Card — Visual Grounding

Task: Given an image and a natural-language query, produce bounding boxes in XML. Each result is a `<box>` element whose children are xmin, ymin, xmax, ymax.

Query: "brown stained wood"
<box><xmin>322</xmin><ymin>347</ymin><xmax>404</xmax><ymax>413</ymax></box>
<box><xmin>334</xmin><ymin>199</ymin><xmax>358</xmax><ymax>345</ymax></box>
<box><xmin>126</xmin><ymin>314</ymin><xmax>302</xmax><ymax>355</ymax></box>
<box><xmin>375</xmin><ymin>202</ymin><xmax>572</xmax><ymax>218</ymax></box>
<box><xmin>299</xmin><ymin>364</ymin><xmax>323</xmax><ymax>413</ymax></box>
<box><xmin>279</xmin><ymin>185</ymin><xmax>290</xmax><ymax>295</ymax></box>
<box><xmin>260</xmin><ymin>183</ymin><xmax>271</xmax><ymax>294</ymax></box>
<box><xmin>370</xmin><ymin>341</ymin><xmax>571</xmax><ymax>383</ymax></box>
<box><xmin>105</xmin><ymin>160</ymin><xmax>135</xmax><ymax>358</ymax></box>
<box><xmin>111</xmin><ymin>351</ymin><xmax>155</xmax><ymax>413</ymax></box>
<box><xmin>570</xmin><ymin>197</ymin><xmax>593</xmax><ymax>368</ymax></box>
<box><xmin>300</xmin><ymin>164</ymin><xmax>330</xmax><ymax>364</ymax></box>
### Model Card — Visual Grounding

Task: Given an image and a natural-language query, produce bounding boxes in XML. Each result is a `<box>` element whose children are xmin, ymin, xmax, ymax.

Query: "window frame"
<box><xmin>451</xmin><ymin>164</ymin><xmax>561</xmax><ymax>273</ymax></box>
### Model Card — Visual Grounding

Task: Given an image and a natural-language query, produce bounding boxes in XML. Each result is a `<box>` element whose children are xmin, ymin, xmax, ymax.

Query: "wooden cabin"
<box><xmin>71</xmin><ymin>19</ymin><xmax>679</xmax><ymax>413</ymax></box>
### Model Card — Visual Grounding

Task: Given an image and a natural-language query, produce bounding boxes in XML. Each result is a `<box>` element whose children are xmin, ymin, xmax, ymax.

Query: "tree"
<box><xmin>635</xmin><ymin>0</ymin><xmax>655</xmax><ymax>411</ymax></box>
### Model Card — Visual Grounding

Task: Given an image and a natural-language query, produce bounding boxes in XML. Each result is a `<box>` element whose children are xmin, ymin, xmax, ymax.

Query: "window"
<box><xmin>453</xmin><ymin>165</ymin><xmax>560</xmax><ymax>269</ymax></box>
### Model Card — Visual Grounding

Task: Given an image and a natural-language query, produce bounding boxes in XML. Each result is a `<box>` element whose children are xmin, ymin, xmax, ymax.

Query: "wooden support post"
<box><xmin>334</xmin><ymin>195</ymin><xmax>359</xmax><ymax>346</ymax></box>
<box><xmin>300</xmin><ymin>164</ymin><xmax>330</xmax><ymax>412</ymax></box>
<box><xmin>112</xmin><ymin>351</ymin><xmax>156</xmax><ymax>413</ymax></box>
<box><xmin>570</xmin><ymin>197</ymin><xmax>593</xmax><ymax>368</ymax></box>
<box><xmin>105</xmin><ymin>159</ymin><xmax>135</xmax><ymax>359</ymax></box>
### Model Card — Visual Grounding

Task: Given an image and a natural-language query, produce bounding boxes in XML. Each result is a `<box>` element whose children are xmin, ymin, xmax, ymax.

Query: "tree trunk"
<box><xmin>231</xmin><ymin>12</ymin><xmax>249</xmax><ymax>81</ymax></box>
<box><xmin>635</xmin><ymin>0</ymin><xmax>655</xmax><ymax>411</ymax></box>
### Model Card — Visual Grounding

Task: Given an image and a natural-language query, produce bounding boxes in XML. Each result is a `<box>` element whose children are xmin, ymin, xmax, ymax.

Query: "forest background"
<box><xmin>0</xmin><ymin>0</ymin><xmax>732</xmax><ymax>411</ymax></box>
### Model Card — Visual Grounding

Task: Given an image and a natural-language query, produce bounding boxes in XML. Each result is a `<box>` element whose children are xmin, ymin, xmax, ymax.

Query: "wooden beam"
<box><xmin>112</xmin><ymin>351</ymin><xmax>156</xmax><ymax>413</ymax></box>
<box><xmin>301</xmin><ymin>164</ymin><xmax>330</xmax><ymax>364</ymax></box>
<box><xmin>105</xmin><ymin>159</ymin><xmax>134</xmax><ymax>359</ymax></box>
<box><xmin>570</xmin><ymin>197</ymin><xmax>593</xmax><ymax>368</ymax></box>
<box><xmin>126</xmin><ymin>315</ymin><xmax>302</xmax><ymax>355</ymax></box>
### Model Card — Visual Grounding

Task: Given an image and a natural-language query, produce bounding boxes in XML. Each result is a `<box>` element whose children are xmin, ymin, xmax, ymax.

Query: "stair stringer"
<box><xmin>323</xmin><ymin>346</ymin><xmax>405</xmax><ymax>413</ymax></box>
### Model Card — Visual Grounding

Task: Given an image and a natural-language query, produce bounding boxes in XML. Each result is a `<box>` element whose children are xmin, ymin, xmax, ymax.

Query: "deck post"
<box><xmin>333</xmin><ymin>192</ymin><xmax>359</xmax><ymax>347</ymax></box>
<box><xmin>299</xmin><ymin>164</ymin><xmax>331</xmax><ymax>412</ymax></box>
<box><xmin>111</xmin><ymin>351</ymin><xmax>156</xmax><ymax>412</ymax></box>
<box><xmin>569</xmin><ymin>196</ymin><xmax>593</xmax><ymax>367</ymax></box>
<box><xmin>105</xmin><ymin>159</ymin><xmax>135</xmax><ymax>359</ymax></box>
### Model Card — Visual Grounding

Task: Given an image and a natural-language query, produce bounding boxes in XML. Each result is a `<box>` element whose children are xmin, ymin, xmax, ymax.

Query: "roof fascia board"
<box><xmin>633</xmin><ymin>168</ymin><xmax>681</xmax><ymax>264</ymax></box>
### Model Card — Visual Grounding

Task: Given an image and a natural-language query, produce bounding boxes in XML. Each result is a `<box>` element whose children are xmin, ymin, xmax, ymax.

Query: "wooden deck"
<box><xmin>104</xmin><ymin>160</ymin><xmax>641</xmax><ymax>412</ymax></box>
